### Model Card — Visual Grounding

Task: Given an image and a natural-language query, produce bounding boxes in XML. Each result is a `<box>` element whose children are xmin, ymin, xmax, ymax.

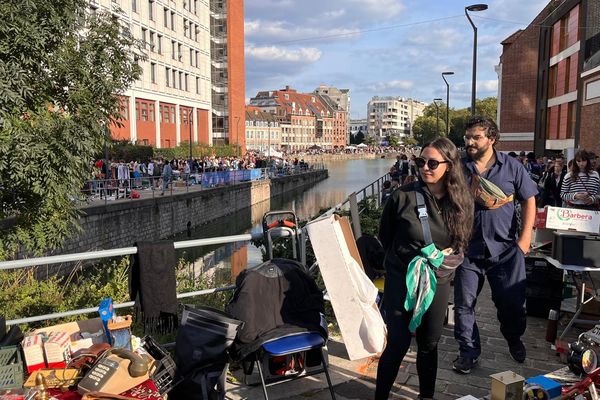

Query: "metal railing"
<box><xmin>1</xmin><ymin>169</ymin><xmax>388</xmax><ymax>327</ymax></box>
<box><xmin>80</xmin><ymin>164</ymin><xmax>325</xmax><ymax>207</ymax></box>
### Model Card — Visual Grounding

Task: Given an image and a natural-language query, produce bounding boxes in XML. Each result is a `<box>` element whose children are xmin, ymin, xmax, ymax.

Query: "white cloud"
<box><xmin>245</xmin><ymin>19</ymin><xmax>360</xmax><ymax>43</ymax></box>
<box><xmin>245</xmin><ymin>46</ymin><xmax>322</xmax><ymax>63</ymax></box>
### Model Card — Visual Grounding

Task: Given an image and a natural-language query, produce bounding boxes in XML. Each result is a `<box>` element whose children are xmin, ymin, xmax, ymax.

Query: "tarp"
<box><xmin>201</xmin><ymin>169</ymin><xmax>263</xmax><ymax>188</ymax></box>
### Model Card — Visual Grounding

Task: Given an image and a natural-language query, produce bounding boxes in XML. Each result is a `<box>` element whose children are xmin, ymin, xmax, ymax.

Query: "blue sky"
<box><xmin>244</xmin><ymin>0</ymin><xmax>549</xmax><ymax>119</ymax></box>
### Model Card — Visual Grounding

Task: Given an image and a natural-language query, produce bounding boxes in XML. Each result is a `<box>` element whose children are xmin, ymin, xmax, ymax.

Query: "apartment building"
<box><xmin>103</xmin><ymin>0</ymin><xmax>245</xmax><ymax>149</ymax></box>
<box><xmin>367</xmin><ymin>97</ymin><xmax>427</xmax><ymax>139</ymax></box>
<box><xmin>349</xmin><ymin>119</ymin><xmax>368</xmax><ymax>136</ymax></box>
<box><xmin>244</xmin><ymin>106</ymin><xmax>281</xmax><ymax>152</ymax></box>
<box><xmin>249</xmin><ymin>86</ymin><xmax>339</xmax><ymax>151</ymax></box>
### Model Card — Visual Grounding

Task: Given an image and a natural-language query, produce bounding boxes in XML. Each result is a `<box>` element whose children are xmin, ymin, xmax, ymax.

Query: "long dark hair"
<box><xmin>421</xmin><ymin>138</ymin><xmax>474</xmax><ymax>251</ymax></box>
<box><xmin>571</xmin><ymin>150</ymin><xmax>592</xmax><ymax>182</ymax></box>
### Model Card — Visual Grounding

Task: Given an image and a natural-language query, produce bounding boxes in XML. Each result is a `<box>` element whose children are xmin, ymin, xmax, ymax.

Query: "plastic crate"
<box><xmin>0</xmin><ymin>364</ymin><xmax>23</xmax><ymax>390</ymax></box>
<box><xmin>0</xmin><ymin>347</ymin><xmax>20</xmax><ymax>367</ymax></box>
<box><xmin>142</xmin><ymin>336</ymin><xmax>177</xmax><ymax>394</ymax></box>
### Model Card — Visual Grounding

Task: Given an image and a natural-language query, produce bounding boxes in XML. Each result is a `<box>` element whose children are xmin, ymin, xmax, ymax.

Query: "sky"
<box><xmin>244</xmin><ymin>0</ymin><xmax>549</xmax><ymax>119</ymax></box>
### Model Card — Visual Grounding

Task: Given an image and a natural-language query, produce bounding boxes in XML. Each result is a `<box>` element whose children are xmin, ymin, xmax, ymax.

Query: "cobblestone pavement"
<box><xmin>226</xmin><ymin>280</ymin><xmax>583</xmax><ymax>400</ymax></box>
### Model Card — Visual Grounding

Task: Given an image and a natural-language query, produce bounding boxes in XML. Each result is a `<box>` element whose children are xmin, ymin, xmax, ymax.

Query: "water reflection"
<box><xmin>174</xmin><ymin>157</ymin><xmax>393</xmax><ymax>281</ymax></box>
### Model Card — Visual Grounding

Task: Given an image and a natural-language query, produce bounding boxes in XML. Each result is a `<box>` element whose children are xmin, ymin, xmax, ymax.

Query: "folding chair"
<box><xmin>237</xmin><ymin>211</ymin><xmax>336</xmax><ymax>400</ymax></box>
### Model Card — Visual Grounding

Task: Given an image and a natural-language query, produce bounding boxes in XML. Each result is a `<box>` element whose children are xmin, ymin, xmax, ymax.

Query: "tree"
<box><xmin>475</xmin><ymin>97</ymin><xmax>498</xmax><ymax>119</ymax></box>
<box><xmin>0</xmin><ymin>1</ymin><xmax>142</xmax><ymax>259</ymax></box>
<box><xmin>386</xmin><ymin>134</ymin><xmax>400</xmax><ymax>147</ymax></box>
<box><xmin>354</xmin><ymin>131</ymin><xmax>365</xmax><ymax>144</ymax></box>
<box><xmin>364</xmin><ymin>135</ymin><xmax>378</xmax><ymax>146</ymax></box>
<box><xmin>413</xmin><ymin>116</ymin><xmax>446</xmax><ymax>146</ymax></box>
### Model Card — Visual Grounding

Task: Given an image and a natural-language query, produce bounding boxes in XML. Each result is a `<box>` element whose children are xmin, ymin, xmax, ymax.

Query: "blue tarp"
<box><xmin>201</xmin><ymin>169</ymin><xmax>263</xmax><ymax>188</ymax></box>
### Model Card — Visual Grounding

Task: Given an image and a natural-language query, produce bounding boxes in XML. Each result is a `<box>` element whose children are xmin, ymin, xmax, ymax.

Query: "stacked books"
<box><xmin>22</xmin><ymin>334</ymin><xmax>45</xmax><ymax>373</ymax></box>
<box><xmin>44</xmin><ymin>331</ymin><xmax>72</xmax><ymax>368</ymax></box>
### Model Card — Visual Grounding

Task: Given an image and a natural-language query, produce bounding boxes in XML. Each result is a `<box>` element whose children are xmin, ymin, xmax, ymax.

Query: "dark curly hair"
<box><xmin>422</xmin><ymin>137</ymin><xmax>474</xmax><ymax>251</ymax></box>
<box><xmin>465</xmin><ymin>115</ymin><xmax>500</xmax><ymax>146</ymax></box>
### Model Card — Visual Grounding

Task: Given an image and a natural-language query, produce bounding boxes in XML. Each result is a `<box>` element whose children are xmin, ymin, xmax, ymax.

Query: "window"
<box><xmin>565</xmin><ymin>57</ymin><xmax>571</xmax><ymax>94</ymax></box>
<box><xmin>171</xmin><ymin>40</ymin><xmax>176</xmax><ymax>59</ymax></box>
<box><xmin>157</xmin><ymin>34</ymin><xmax>162</xmax><ymax>54</ymax></box>
<box><xmin>141</xmin><ymin>102</ymin><xmax>148</xmax><ymax>121</ymax></box>
<box><xmin>195</xmin><ymin>50</ymin><xmax>199</xmax><ymax>67</ymax></box>
<box><xmin>170</xmin><ymin>106</ymin><xmax>176</xmax><ymax>123</ymax></box>
<box><xmin>172</xmin><ymin>69</ymin><xmax>177</xmax><ymax>88</ymax></box>
<box><xmin>548</xmin><ymin>65</ymin><xmax>558</xmax><ymax>98</ymax></box>
<box><xmin>178</xmin><ymin>43</ymin><xmax>182</xmax><ymax>61</ymax></box>
<box><xmin>184</xmin><ymin>19</ymin><xmax>188</xmax><ymax>37</ymax></box>
<box><xmin>135</xmin><ymin>101</ymin><xmax>140</xmax><ymax>120</ymax></box>
<box><xmin>171</xmin><ymin>12</ymin><xmax>175</xmax><ymax>31</ymax></box>
<box><xmin>149</xmin><ymin>103</ymin><xmax>155</xmax><ymax>121</ymax></box>
<box><xmin>148</xmin><ymin>0</ymin><xmax>154</xmax><ymax>20</ymax></box>
<box><xmin>132</xmin><ymin>0</ymin><xmax>137</xmax><ymax>12</ymax></box>
<box><xmin>162</xmin><ymin>105</ymin><xmax>170</xmax><ymax>123</ymax></box>
<box><xmin>189</xmin><ymin>48</ymin><xmax>194</xmax><ymax>66</ymax></box>
<box><xmin>567</xmin><ymin>101</ymin><xmax>576</xmax><ymax>138</ymax></box>
<box><xmin>150</xmin><ymin>62</ymin><xmax>156</xmax><ymax>83</ymax></box>
<box><xmin>141</xmin><ymin>28</ymin><xmax>147</xmax><ymax>48</ymax></box>
<box><xmin>149</xmin><ymin>31</ymin><xmax>155</xmax><ymax>51</ymax></box>
<box><xmin>165</xmin><ymin>67</ymin><xmax>170</xmax><ymax>87</ymax></box>
<box><xmin>179</xmin><ymin>71</ymin><xmax>183</xmax><ymax>89</ymax></box>
<box><xmin>163</xmin><ymin>7</ymin><xmax>168</xmax><ymax>28</ymax></box>
<box><xmin>196</xmin><ymin>77</ymin><xmax>200</xmax><ymax>94</ymax></box>
<box><xmin>185</xmin><ymin>74</ymin><xmax>188</xmax><ymax>91</ymax></box>
<box><xmin>195</xmin><ymin>25</ymin><xmax>199</xmax><ymax>41</ymax></box>
<box><xmin>194</xmin><ymin>0</ymin><xmax>197</xmax><ymax>14</ymax></box>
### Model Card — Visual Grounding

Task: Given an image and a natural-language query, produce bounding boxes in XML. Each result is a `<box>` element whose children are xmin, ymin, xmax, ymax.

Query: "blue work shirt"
<box><xmin>464</xmin><ymin>150</ymin><xmax>538</xmax><ymax>259</ymax></box>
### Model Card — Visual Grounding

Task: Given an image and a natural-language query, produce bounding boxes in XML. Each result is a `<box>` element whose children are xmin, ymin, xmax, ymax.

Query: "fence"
<box><xmin>1</xmin><ymin>171</ymin><xmax>389</xmax><ymax>327</ymax></box>
<box><xmin>80</xmin><ymin>164</ymin><xmax>325</xmax><ymax>206</ymax></box>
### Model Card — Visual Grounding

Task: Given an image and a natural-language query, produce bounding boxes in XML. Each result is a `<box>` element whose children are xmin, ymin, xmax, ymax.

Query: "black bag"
<box><xmin>170</xmin><ymin>305</ymin><xmax>242</xmax><ymax>400</ymax></box>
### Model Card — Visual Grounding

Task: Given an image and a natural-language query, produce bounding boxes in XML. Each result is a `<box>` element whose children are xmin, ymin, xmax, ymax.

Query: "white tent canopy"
<box><xmin>264</xmin><ymin>147</ymin><xmax>284</xmax><ymax>159</ymax></box>
<box><xmin>356</xmin><ymin>143</ymin><xmax>368</xmax><ymax>148</ymax></box>
<box><xmin>345</xmin><ymin>145</ymin><xmax>357</xmax><ymax>150</ymax></box>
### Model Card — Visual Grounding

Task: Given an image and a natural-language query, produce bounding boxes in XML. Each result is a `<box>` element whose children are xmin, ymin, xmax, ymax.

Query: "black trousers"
<box><xmin>375</xmin><ymin>282</ymin><xmax>450</xmax><ymax>399</ymax></box>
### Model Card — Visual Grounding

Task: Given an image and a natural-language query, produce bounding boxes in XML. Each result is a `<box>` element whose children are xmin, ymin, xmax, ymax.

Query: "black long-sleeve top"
<box><xmin>378</xmin><ymin>182</ymin><xmax>454</xmax><ymax>310</ymax></box>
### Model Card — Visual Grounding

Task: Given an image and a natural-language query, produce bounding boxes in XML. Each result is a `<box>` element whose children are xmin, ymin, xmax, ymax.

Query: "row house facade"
<box><xmin>103</xmin><ymin>0</ymin><xmax>245</xmax><ymax>149</ymax></box>
<box><xmin>244</xmin><ymin>106</ymin><xmax>282</xmax><ymax>152</ymax></box>
<box><xmin>249</xmin><ymin>86</ymin><xmax>346</xmax><ymax>151</ymax></box>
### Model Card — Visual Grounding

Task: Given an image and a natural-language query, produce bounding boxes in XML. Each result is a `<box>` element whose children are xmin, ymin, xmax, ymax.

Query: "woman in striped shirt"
<box><xmin>560</xmin><ymin>150</ymin><xmax>600</xmax><ymax>210</ymax></box>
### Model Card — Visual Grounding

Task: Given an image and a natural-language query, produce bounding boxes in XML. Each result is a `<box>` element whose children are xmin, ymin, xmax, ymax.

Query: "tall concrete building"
<box><xmin>367</xmin><ymin>97</ymin><xmax>427</xmax><ymax>139</ymax></box>
<box><xmin>103</xmin><ymin>0</ymin><xmax>245</xmax><ymax>149</ymax></box>
<box><xmin>314</xmin><ymin>85</ymin><xmax>350</xmax><ymax>145</ymax></box>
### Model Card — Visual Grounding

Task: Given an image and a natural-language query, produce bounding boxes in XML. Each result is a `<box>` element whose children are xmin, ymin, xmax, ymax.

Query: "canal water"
<box><xmin>173</xmin><ymin>157</ymin><xmax>394</xmax><ymax>280</ymax></box>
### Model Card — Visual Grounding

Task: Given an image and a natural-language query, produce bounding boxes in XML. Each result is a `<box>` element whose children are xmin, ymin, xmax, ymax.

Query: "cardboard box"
<box><xmin>545</xmin><ymin>206</ymin><xmax>600</xmax><ymax>233</ymax></box>
<box><xmin>306</xmin><ymin>214</ymin><xmax>385</xmax><ymax>361</ymax></box>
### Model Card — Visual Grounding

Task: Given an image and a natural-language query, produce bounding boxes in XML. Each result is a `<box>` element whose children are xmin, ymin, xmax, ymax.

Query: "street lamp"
<box><xmin>433</xmin><ymin>98</ymin><xmax>443</xmax><ymax>137</ymax></box>
<box><xmin>188</xmin><ymin>108</ymin><xmax>193</xmax><ymax>170</ymax></box>
<box><xmin>267</xmin><ymin>120</ymin><xmax>271</xmax><ymax>160</ymax></box>
<box><xmin>465</xmin><ymin>3</ymin><xmax>488</xmax><ymax>115</ymax></box>
<box><xmin>441</xmin><ymin>71</ymin><xmax>454</xmax><ymax>136</ymax></box>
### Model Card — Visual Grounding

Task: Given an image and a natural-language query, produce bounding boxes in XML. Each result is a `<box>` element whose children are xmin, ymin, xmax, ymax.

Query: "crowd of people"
<box><xmin>373</xmin><ymin>115</ymin><xmax>599</xmax><ymax>399</ymax></box>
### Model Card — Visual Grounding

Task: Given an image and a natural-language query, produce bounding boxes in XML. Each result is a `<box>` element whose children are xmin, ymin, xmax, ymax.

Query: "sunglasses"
<box><xmin>415</xmin><ymin>157</ymin><xmax>449</xmax><ymax>170</ymax></box>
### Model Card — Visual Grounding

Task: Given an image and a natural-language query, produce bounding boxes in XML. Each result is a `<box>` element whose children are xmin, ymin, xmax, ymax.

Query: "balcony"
<box><xmin>210</xmin><ymin>11</ymin><xmax>226</xmax><ymax>19</ymax></box>
<box><xmin>212</xmin><ymin>83</ymin><xmax>228</xmax><ymax>93</ymax></box>
<box><xmin>210</xmin><ymin>34</ymin><xmax>227</xmax><ymax>45</ymax></box>
<box><xmin>211</xmin><ymin>58</ymin><xmax>227</xmax><ymax>69</ymax></box>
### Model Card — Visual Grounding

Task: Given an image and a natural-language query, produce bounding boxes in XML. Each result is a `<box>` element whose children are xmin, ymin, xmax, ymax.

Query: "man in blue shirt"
<box><xmin>453</xmin><ymin>116</ymin><xmax>538</xmax><ymax>374</ymax></box>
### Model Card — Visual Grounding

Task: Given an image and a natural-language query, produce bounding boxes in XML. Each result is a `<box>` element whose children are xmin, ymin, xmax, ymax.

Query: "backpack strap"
<box><xmin>415</xmin><ymin>185</ymin><xmax>433</xmax><ymax>246</ymax></box>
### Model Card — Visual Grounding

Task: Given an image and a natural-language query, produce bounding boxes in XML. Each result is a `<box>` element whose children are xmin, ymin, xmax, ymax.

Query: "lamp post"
<box><xmin>441</xmin><ymin>71</ymin><xmax>454</xmax><ymax>136</ymax></box>
<box><xmin>433</xmin><ymin>98</ymin><xmax>443</xmax><ymax>137</ymax></box>
<box><xmin>267</xmin><ymin>120</ymin><xmax>271</xmax><ymax>160</ymax></box>
<box><xmin>188</xmin><ymin>108</ymin><xmax>193</xmax><ymax>170</ymax></box>
<box><xmin>465</xmin><ymin>3</ymin><xmax>488</xmax><ymax>115</ymax></box>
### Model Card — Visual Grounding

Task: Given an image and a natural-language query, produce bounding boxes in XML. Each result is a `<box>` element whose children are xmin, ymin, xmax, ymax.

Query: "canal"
<box><xmin>174</xmin><ymin>157</ymin><xmax>394</xmax><ymax>279</ymax></box>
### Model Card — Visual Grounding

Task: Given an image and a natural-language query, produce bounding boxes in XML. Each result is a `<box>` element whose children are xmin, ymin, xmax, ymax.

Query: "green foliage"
<box><xmin>154</xmin><ymin>143</ymin><xmax>241</xmax><ymax>160</ymax></box>
<box><xmin>403</xmin><ymin>136</ymin><xmax>417</xmax><ymax>146</ymax></box>
<box><xmin>385</xmin><ymin>135</ymin><xmax>400</xmax><ymax>148</ymax></box>
<box><xmin>350</xmin><ymin>131</ymin><xmax>365</xmax><ymax>145</ymax></box>
<box><xmin>109</xmin><ymin>140</ymin><xmax>154</xmax><ymax>162</ymax></box>
<box><xmin>413</xmin><ymin>115</ymin><xmax>446</xmax><ymax>145</ymax></box>
<box><xmin>364</xmin><ymin>135</ymin><xmax>378</xmax><ymax>146</ymax></box>
<box><xmin>0</xmin><ymin>1</ymin><xmax>142</xmax><ymax>260</ymax></box>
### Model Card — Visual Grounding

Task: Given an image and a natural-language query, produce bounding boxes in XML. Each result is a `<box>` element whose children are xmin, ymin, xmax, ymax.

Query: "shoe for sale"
<box><xmin>509</xmin><ymin>340</ymin><xmax>526</xmax><ymax>363</ymax></box>
<box><xmin>452</xmin><ymin>355</ymin><xmax>478</xmax><ymax>374</ymax></box>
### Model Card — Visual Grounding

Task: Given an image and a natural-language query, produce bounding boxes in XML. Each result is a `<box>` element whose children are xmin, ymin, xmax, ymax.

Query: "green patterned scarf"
<box><xmin>404</xmin><ymin>243</ymin><xmax>445</xmax><ymax>332</ymax></box>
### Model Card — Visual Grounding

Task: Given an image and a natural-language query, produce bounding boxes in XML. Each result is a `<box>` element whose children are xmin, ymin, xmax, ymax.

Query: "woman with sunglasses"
<box><xmin>376</xmin><ymin>138</ymin><xmax>474</xmax><ymax>400</ymax></box>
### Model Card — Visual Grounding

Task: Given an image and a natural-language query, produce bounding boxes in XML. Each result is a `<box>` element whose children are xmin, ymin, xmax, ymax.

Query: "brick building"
<box><xmin>244</xmin><ymin>106</ymin><xmax>281</xmax><ymax>152</ymax></box>
<box><xmin>106</xmin><ymin>0</ymin><xmax>245</xmax><ymax>149</ymax></box>
<box><xmin>249</xmin><ymin>86</ymin><xmax>346</xmax><ymax>151</ymax></box>
<box><xmin>496</xmin><ymin>3</ymin><xmax>557</xmax><ymax>152</ymax></box>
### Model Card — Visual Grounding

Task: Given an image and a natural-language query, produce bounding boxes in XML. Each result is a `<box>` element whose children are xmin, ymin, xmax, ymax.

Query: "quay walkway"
<box><xmin>225</xmin><ymin>282</ymin><xmax>577</xmax><ymax>399</ymax></box>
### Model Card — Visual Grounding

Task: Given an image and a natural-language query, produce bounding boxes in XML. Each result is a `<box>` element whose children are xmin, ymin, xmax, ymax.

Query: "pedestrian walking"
<box><xmin>376</xmin><ymin>138</ymin><xmax>473</xmax><ymax>400</ymax></box>
<box><xmin>453</xmin><ymin>116</ymin><xmax>537</xmax><ymax>374</ymax></box>
<box><xmin>161</xmin><ymin>159</ymin><xmax>173</xmax><ymax>195</ymax></box>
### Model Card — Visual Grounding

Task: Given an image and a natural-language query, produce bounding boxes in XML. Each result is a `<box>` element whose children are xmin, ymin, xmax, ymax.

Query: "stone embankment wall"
<box><xmin>300</xmin><ymin>152</ymin><xmax>400</xmax><ymax>163</ymax></box>
<box><xmin>57</xmin><ymin>170</ymin><xmax>327</xmax><ymax>254</ymax></box>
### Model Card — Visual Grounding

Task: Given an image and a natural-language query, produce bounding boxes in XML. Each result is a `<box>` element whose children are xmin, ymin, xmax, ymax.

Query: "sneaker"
<box><xmin>509</xmin><ymin>340</ymin><xmax>526</xmax><ymax>363</ymax></box>
<box><xmin>452</xmin><ymin>355</ymin><xmax>478</xmax><ymax>374</ymax></box>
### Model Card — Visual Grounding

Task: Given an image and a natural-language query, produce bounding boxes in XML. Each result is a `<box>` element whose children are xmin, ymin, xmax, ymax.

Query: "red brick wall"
<box><xmin>197</xmin><ymin>109</ymin><xmax>210</xmax><ymax>144</ymax></box>
<box><xmin>496</xmin><ymin>141</ymin><xmax>534</xmax><ymax>152</ymax></box>
<box><xmin>135</xmin><ymin>98</ymin><xmax>157</xmax><ymax>146</ymax></box>
<box><xmin>499</xmin><ymin>24</ymin><xmax>539</xmax><ymax>135</ymax></box>
<box><xmin>567</xmin><ymin>5</ymin><xmax>579</xmax><ymax>46</ymax></box>
<box><xmin>580</xmin><ymin>102</ymin><xmax>600</xmax><ymax>156</ymax></box>
<box><xmin>110</xmin><ymin>96</ymin><xmax>131</xmax><ymax>141</ymax></box>
<box><xmin>159</xmin><ymin>102</ymin><xmax>176</xmax><ymax>148</ymax></box>
<box><xmin>227</xmin><ymin>0</ymin><xmax>246</xmax><ymax>151</ymax></box>
<box><xmin>558</xmin><ymin>103</ymin><xmax>568</xmax><ymax>139</ymax></box>
<box><xmin>569</xmin><ymin>52</ymin><xmax>578</xmax><ymax>92</ymax></box>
